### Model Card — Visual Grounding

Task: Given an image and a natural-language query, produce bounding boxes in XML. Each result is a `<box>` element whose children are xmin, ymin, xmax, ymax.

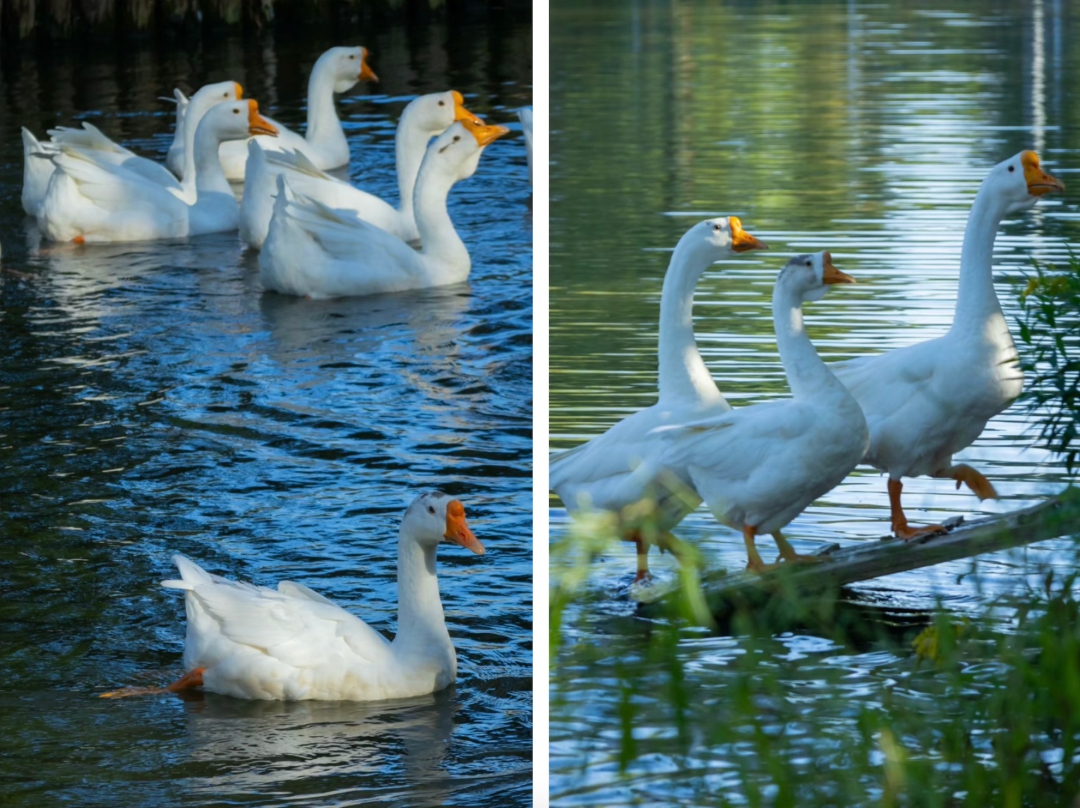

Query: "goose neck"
<box><xmin>951</xmin><ymin>182</ymin><xmax>1008</xmax><ymax>330</ymax></box>
<box><xmin>415</xmin><ymin>158</ymin><xmax>469</xmax><ymax>275</ymax></box>
<box><xmin>772</xmin><ymin>283</ymin><xmax>844</xmax><ymax>400</ymax></box>
<box><xmin>394</xmin><ymin>534</ymin><xmax>449</xmax><ymax>644</ymax></box>
<box><xmin>192</xmin><ymin>120</ymin><xmax>234</xmax><ymax>200</ymax></box>
<box><xmin>305</xmin><ymin>59</ymin><xmax>347</xmax><ymax>155</ymax></box>
<box><xmin>395</xmin><ymin>104</ymin><xmax>435</xmax><ymax>218</ymax></box>
<box><xmin>657</xmin><ymin>240</ymin><xmax>725</xmax><ymax>403</ymax></box>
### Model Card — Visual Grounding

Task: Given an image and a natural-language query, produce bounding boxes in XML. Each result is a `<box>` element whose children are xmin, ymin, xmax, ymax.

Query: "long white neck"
<box><xmin>192</xmin><ymin>120</ymin><xmax>234</xmax><ymax>201</ymax></box>
<box><xmin>415</xmin><ymin>159</ymin><xmax>469</xmax><ymax>279</ymax></box>
<box><xmin>179</xmin><ymin>101</ymin><xmax>211</xmax><ymax>193</ymax></box>
<box><xmin>394</xmin><ymin>534</ymin><xmax>450</xmax><ymax>647</ymax></box>
<box><xmin>395</xmin><ymin>104</ymin><xmax>437</xmax><ymax>219</ymax></box>
<box><xmin>657</xmin><ymin>239</ymin><xmax>726</xmax><ymax>403</ymax></box>
<box><xmin>772</xmin><ymin>282</ymin><xmax>846</xmax><ymax>401</ymax></box>
<box><xmin>304</xmin><ymin>58</ymin><xmax>348</xmax><ymax>158</ymax></box>
<box><xmin>950</xmin><ymin>182</ymin><xmax>1008</xmax><ymax>332</ymax></box>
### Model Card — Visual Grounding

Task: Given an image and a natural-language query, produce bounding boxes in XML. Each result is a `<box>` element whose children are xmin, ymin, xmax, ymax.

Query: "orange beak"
<box><xmin>821</xmin><ymin>252</ymin><xmax>856</xmax><ymax>284</ymax></box>
<box><xmin>359</xmin><ymin>48</ymin><xmax>379</xmax><ymax>83</ymax></box>
<box><xmin>444</xmin><ymin>500</ymin><xmax>484</xmax><ymax>555</ymax></box>
<box><xmin>461</xmin><ymin>117</ymin><xmax>509</xmax><ymax>148</ymax></box>
<box><xmin>451</xmin><ymin>90</ymin><xmax>484</xmax><ymax>126</ymax></box>
<box><xmin>247</xmin><ymin>100</ymin><xmax>278</xmax><ymax>137</ymax></box>
<box><xmin>729</xmin><ymin>216</ymin><xmax>768</xmax><ymax>253</ymax></box>
<box><xmin>1022</xmin><ymin>150</ymin><xmax>1065</xmax><ymax>197</ymax></box>
<box><xmin>234</xmin><ymin>82</ymin><xmax>243</xmax><ymax>100</ymax></box>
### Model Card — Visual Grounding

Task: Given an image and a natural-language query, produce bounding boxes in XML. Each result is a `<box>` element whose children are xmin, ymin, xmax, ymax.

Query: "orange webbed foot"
<box><xmin>949</xmin><ymin>465</ymin><xmax>997</xmax><ymax>500</ymax></box>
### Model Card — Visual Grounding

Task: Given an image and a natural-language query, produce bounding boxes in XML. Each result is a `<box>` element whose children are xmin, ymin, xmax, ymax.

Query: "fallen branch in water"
<box><xmin>636</xmin><ymin>487</ymin><xmax>1080</xmax><ymax>620</ymax></box>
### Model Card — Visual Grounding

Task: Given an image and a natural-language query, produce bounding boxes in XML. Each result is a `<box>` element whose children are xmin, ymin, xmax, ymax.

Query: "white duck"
<box><xmin>240</xmin><ymin>90</ymin><xmax>481</xmax><ymax>249</ymax></box>
<box><xmin>21</xmin><ymin>81</ymin><xmax>242</xmax><ymax>215</ymax></box>
<box><xmin>215</xmin><ymin>46</ymin><xmax>378</xmax><ymax>181</ymax></box>
<box><xmin>101</xmin><ymin>492</ymin><xmax>484</xmax><ymax>701</ymax></box>
<box><xmin>259</xmin><ymin>117</ymin><xmax>508</xmax><ymax>298</ymax></box>
<box><xmin>654</xmin><ymin>252</ymin><xmax>867</xmax><ymax>571</ymax></box>
<box><xmin>831</xmin><ymin>151</ymin><xmax>1065</xmax><ymax>538</ymax></box>
<box><xmin>518</xmin><ymin>106</ymin><xmax>532</xmax><ymax>184</ymax></box>
<box><xmin>548</xmin><ymin>217</ymin><xmax>767</xmax><ymax>580</ymax></box>
<box><xmin>37</xmin><ymin>100</ymin><xmax>278</xmax><ymax>244</ymax></box>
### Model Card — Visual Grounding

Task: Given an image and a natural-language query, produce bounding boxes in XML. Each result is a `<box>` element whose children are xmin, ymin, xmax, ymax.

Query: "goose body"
<box><xmin>36</xmin><ymin>100</ymin><xmax>278</xmax><ymax>244</ymax></box>
<box><xmin>215</xmin><ymin>46</ymin><xmax>378</xmax><ymax>181</ymax></box>
<box><xmin>830</xmin><ymin>151</ymin><xmax>1065</xmax><ymax>538</ymax></box>
<box><xmin>518</xmin><ymin>106</ymin><xmax>533</xmax><ymax>183</ymax></box>
<box><xmin>655</xmin><ymin>253</ymin><xmax>868</xmax><ymax>571</ymax></box>
<box><xmin>240</xmin><ymin>90</ymin><xmax>479</xmax><ymax>249</ymax></box>
<box><xmin>548</xmin><ymin>217</ymin><xmax>767</xmax><ymax>578</ymax></box>
<box><xmin>108</xmin><ymin>492</ymin><xmax>484</xmax><ymax>702</ymax></box>
<box><xmin>21</xmin><ymin>81</ymin><xmax>242</xmax><ymax>215</ymax></box>
<box><xmin>258</xmin><ymin>117</ymin><xmax>508</xmax><ymax>298</ymax></box>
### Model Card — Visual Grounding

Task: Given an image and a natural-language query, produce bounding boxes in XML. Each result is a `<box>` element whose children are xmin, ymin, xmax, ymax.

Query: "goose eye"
<box><xmin>438</xmin><ymin>101</ymin><xmax>445</xmax><ymax>106</ymax></box>
<box><xmin>805</xmin><ymin>261</ymin><xmax>812</xmax><ymax>267</ymax></box>
<box><xmin>223</xmin><ymin>92</ymin><xmax>228</xmax><ymax>97</ymax></box>
<box><xmin>427</xmin><ymin>505</ymin><xmax>435</xmax><ymax>514</ymax></box>
<box><xmin>453</xmin><ymin>135</ymin><xmax>460</xmax><ymax>142</ymax></box>
<box><xmin>233</xmin><ymin>108</ymin><xmax>240</xmax><ymax>114</ymax></box>
<box><xmin>713</xmin><ymin>224</ymin><xmax>720</xmax><ymax>231</ymax></box>
<box><xmin>1008</xmin><ymin>165</ymin><xmax>1015</xmax><ymax>172</ymax></box>
<box><xmin>349</xmin><ymin>54</ymin><xmax>355</xmax><ymax>59</ymax></box>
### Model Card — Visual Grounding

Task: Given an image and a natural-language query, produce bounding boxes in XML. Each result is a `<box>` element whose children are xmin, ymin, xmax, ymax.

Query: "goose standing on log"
<box><xmin>831</xmin><ymin>151</ymin><xmax>1065</xmax><ymax>539</ymax></box>
<box><xmin>548</xmin><ymin>217</ymin><xmax>767</xmax><ymax>581</ymax></box>
<box><xmin>653</xmin><ymin>253</ymin><xmax>867</xmax><ymax>572</ymax></box>
<box><xmin>100</xmin><ymin>492</ymin><xmax>484</xmax><ymax>702</ymax></box>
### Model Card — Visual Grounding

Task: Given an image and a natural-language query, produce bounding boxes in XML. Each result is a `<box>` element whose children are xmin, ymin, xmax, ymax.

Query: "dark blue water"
<box><xmin>0</xmin><ymin>21</ymin><xmax>532</xmax><ymax>808</ymax></box>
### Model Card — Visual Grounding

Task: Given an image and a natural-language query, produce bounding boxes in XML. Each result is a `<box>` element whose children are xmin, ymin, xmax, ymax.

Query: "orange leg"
<box><xmin>941</xmin><ymin>464</ymin><xmax>997</xmax><ymax>500</ymax></box>
<box><xmin>100</xmin><ymin>667</ymin><xmax>206</xmax><ymax>699</ymax></box>
<box><xmin>743</xmin><ymin>525</ymin><xmax>777</xmax><ymax>573</ymax></box>
<box><xmin>888</xmin><ymin>478</ymin><xmax>945</xmax><ymax>540</ymax></box>
<box><xmin>771</xmin><ymin>530</ymin><xmax>821</xmax><ymax>565</ymax></box>
<box><xmin>627</xmin><ymin>530</ymin><xmax>650</xmax><ymax>583</ymax></box>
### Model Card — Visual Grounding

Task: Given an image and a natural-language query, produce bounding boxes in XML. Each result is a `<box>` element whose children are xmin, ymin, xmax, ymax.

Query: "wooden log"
<box><xmin>636</xmin><ymin>487</ymin><xmax>1080</xmax><ymax>620</ymax></box>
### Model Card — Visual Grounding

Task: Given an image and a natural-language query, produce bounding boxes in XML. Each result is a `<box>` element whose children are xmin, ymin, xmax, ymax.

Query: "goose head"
<box><xmin>778</xmin><ymin>251</ymin><xmax>855</xmax><ymax>303</ymax></box>
<box><xmin>318</xmin><ymin>46</ymin><xmax>379</xmax><ymax>94</ymax></box>
<box><xmin>428</xmin><ymin>118</ymin><xmax>510</xmax><ymax>182</ymax></box>
<box><xmin>986</xmin><ymin>150</ymin><xmax>1065</xmax><ymax>214</ymax></box>
<box><xmin>410</xmin><ymin>90</ymin><xmax>483</xmax><ymax>133</ymax></box>
<box><xmin>402</xmin><ymin>491</ymin><xmax>485</xmax><ymax>555</ymax></box>
<box><xmin>200</xmin><ymin>100</ymin><xmax>279</xmax><ymax>143</ymax></box>
<box><xmin>678</xmin><ymin>216</ymin><xmax>768</xmax><ymax>265</ymax></box>
<box><xmin>183</xmin><ymin>80</ymin><xmax>243</xmax><ymax>129</ymax></box>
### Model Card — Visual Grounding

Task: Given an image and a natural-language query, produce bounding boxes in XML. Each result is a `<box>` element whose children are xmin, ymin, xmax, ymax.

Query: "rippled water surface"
<box><xmin>0</xmin><ymin>19</ymin><xmax>532</xmax><ymax>808</ymax></box>
<box><xmin>550</xmin><ymin>0</ymin><xmax>1078</xmax><ymax>803</ymax></box>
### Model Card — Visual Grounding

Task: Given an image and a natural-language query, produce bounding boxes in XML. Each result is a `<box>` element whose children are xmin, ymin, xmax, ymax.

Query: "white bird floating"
<box><xmin>653</xmin><ymin>252</ymin><xmax>868</xmax><ymax>572</ymax></box>
<box><xmin>36</xmin><ymin>100</ymin><xmax>278</xmax><ymax>244</ymax></box>
<box><xmin>22</xmin><ymin>81</ymin><xmax>242</xmax><ymax>216</ymax></box>
<box><xmin>831</xmin><ymin>150</ymin><xmax>1065</xmax><ymax>539</ymax></box>
<box><xmin>240</xmin><ymin>90</ymin><xmax>482</xmax><ymax>249</ymax></box>
<box><xmin>258</xmin><ymin>116</ymin><xmax>509</xmax><ymax>299</ymax></box>
<box><xmin>214</xmin><ymin>45</ymin><xmax>378</xmax><ymax>181</ymax></box>
<box><xmin>548</xmin><ymin>217</ymin><xmax>767</xmax><ymax>580</ymax></box>
<box><xmin>101</xmin><ymin>491</ymin><xmax>484</xmax><ymax>702</ymax></box>
<box><xmin>518</xmin><ymin>106</ymin><xmax>532</xmax><ymax>184</ymax></box>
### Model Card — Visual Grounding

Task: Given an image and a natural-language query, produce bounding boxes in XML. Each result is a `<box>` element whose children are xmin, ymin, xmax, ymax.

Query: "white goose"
<box><xmin>215</xmin><ymin>46</ymin><xmax>378</xmax><ymax>181</ymax></box>
<box><xmin>37</xmin><ymin>100</ymin><xmax>278</xmax><ymax>244</ymax></box>
<box><xmin>654</xmin><ymin>253</ymin><xmax>867</xmax><ymax>571</ymax></box>
<box><xmin>831</xmin><ymin>151</ymin><xmax>1065</xmax><ymax>538</ymax></box>
<box><xmin>101</xmin><ymin>492</ymin><xmax>484</xmax><ymax>702</ymax></box>
<box><xmin>240</xmin><ymin>90</ymin><xmax>481</xmax><ymax>249</ymax></box>
<box><xmin>21</xmin><ymin>81</ymin><xmax>242</xmax><ymax>215</ymax></box>
<box><xmin>259</xmin><ymin>117</ymin><xmax>508</xmax><ymax>298</ymax></box>
<box><xmin>548</xmin><ymin>217</ymin><xmax>767</xmax><ymax>580</ymax></box>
